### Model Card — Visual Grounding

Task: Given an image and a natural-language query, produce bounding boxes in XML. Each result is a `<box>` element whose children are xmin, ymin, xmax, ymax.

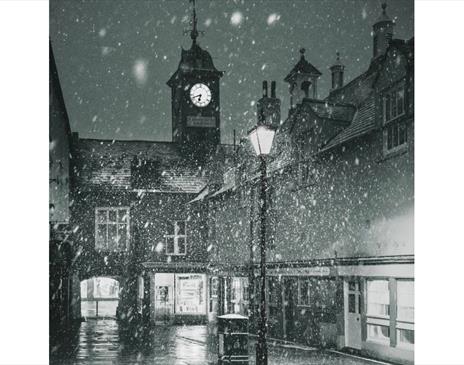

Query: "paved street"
<box><xmin>51</xmin><ymin>319</ymin><xmax>394</xmax><ymax>365</ymax></box>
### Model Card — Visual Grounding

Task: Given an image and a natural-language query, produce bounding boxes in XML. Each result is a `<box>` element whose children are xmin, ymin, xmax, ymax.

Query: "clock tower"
<box><xmin>167</xmin><ymin>0</ymin><xmax>223</xmax><ymax>161</ymax></box>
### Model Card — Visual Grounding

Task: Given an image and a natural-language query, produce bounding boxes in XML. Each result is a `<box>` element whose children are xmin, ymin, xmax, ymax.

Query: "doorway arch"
<box><xmin>80</xmin><ymin>277</ymin><xmax>120</xmax><ymax>319</ymax></box>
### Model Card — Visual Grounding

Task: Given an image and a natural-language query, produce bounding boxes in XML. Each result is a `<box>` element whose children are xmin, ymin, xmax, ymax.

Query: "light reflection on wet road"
<box><xmin>52</xmin><ymin>319</ymin><xmax>392</xmax><ymax>365</ymax></box>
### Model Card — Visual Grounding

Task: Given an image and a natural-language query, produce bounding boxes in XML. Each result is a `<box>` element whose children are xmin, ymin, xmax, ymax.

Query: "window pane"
<box><xmin>387</xmin><ymin>126</ymin><xmax>393</xmax><ymax>150</ymax></box>
<box><xmin>349</xmin><ymin>293</ymin><xmax>356</xmax><ymax>313</ymax></box>
<box><xmin>97</xmin><ymin>210</ymin><xmax>107</xmax><ymax>224</ymax></box>
<box><xmin>385</xmin><ymin>95</ymin><xmax>391</xmax><ymax>121</ymax></box>
<box><xmin>399</xmin><ymin>122</ymin><xmax>407</xmax><ymax>145</ymax></box>
<box><xmin>397</xmin><ymin>89</ymin><xmax>404</xmax><ymax>115</ymax></box>
<box><xmin>368</xmin><ymin>324</ymin><xmax>390</xmax><ymax>342</ymax></box>
<box><xmin>108</xmin><ymin>224</ymin><xmax>117</xmax><ymax>250</ymax></box>
<box><xmin>108</xmin><ymin>210</ymin><xmax>117</xmax><ymax>222</ymax></box>
<box><xmin>393</xmin><ymin>123</ymin><xmax>399</xmax><ymax>147</ymax></box>
<box><xmin>118</xmin><ymin>224</ymin><xmax>127</xmax><ymax>250</ymax></box>
<box><xmin>398</xmin><ymin>281</ymin><xmax>414</xmax><ymax>322</ymax></box>
<box><xmin>166</xmin><ymin>237</ymin><xmax>175</xmax><ymax>254</ymax></box>
<box><xmin>348</xmin><ymin>281</ymin><xmax>356</xmax><ymax>291</ymax></box>
<box><xmin>118</xmin><ymin>209</ymin><xmax>128</xmax><ymax>223</ymax></box>
<box><xmin>397</xmin><ymin>329</ymin><xmax>414</xmax><ymax>345</ymax></box>
<box><xmin>96</xmin><ymin>224</ymin><xmax>107</xmax><ymax>249</ymax></box>
<box><xmin>168</xmin><ymin>221</ymin><xmax>175</xmax><ymax>235</ymax></box>
<box><xmin>367</xmin><ymin>280</ymin><xmax>390</xmax><ymax>317</ymax></box>
<box><xmin>299</xmin><ymin>280</ymin><xmax>310</xmax><ymax>306</ymax></box>
<box><xmin>392</xmin><ymin>91</ymin><xmax>397</xmax><ymax>117</ymax></box>
<box><xmin>177</xmin><ymin>237</ymin><xmax>186</xmax><ymax>254</ymax></box>
<box><xmin>177</xmin><ymin>221</ymin><xmax>186</xmax><ymax>235</ymax></box>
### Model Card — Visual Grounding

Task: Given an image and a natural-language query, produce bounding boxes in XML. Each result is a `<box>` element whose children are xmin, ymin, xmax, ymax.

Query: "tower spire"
<box><xmin>189</xmin><ymin>0</ymin><xmax>199</xmax><ymax>45</ymax></box>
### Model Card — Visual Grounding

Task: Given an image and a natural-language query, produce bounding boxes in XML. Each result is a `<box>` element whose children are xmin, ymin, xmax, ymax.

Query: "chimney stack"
<box><xmin>330</xmin><ymin>52</ymin><xmax>345</xmax><ymax>91</ymax></box>
<box><xmin>257</xmin><ymin>80</ymin><xmax>281</xmax><ymax>129</ymax></box>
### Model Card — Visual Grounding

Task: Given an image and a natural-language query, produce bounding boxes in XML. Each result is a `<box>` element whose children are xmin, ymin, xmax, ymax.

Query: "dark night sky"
<box><xmin>50</xmin><ymin>0</ymin><xmax>413</xmax><ymax>144</ymax></box>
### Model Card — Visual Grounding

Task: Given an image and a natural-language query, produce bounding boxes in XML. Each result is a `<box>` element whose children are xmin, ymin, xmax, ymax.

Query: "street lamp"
<box><xmin>248</xmin><ymin>123</ymin><xmax>276</xmax><ymax>365</ymax></box>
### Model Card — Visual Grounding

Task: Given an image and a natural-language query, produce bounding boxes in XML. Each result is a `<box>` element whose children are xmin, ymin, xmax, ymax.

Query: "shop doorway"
<box><xmin>154</xmin><ymin>273</ymin><xmax>175</xmax><ymax>323</ymax></box>
<box><xmin>345</xmin><ymin>279</ymin><xmax>362</xmax><ymax>349</ymax></box>
<box><xmin>153</xmin><ymin>273</ymin><xmax>207</xmax><ymax>323</ymax></box>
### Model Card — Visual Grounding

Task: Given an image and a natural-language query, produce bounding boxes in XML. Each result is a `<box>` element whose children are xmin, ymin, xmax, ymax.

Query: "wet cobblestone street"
<box><xmin>51</xmin><ymin>319</ymin><xmax>394</xmax><ymax>365</ymax></box>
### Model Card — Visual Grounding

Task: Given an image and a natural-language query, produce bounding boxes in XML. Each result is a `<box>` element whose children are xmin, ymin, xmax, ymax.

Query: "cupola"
<box><xmin>284</xmin><ymin>48</ymin><xmax>322</xmax><ymax>108</ymax></box>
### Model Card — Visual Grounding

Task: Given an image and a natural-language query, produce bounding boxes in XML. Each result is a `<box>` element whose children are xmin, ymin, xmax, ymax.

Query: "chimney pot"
<box><xmin>271</xmin><ymin>81</ymin><xmax>276</xmax><ymax>98</ymax></box>
<box><xmin>262</xmin><ymin>81</ymin><xmax>268</xmax><ymax>97</ymax></box>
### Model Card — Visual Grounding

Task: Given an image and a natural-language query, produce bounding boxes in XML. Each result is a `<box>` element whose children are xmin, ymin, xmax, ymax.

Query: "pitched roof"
<box><xmin>304</xmin><ymin>99</ymin><xmax>356</xmax><ymax>123</ymax></box>
<box><xmin>167</xmin><ymin>43</ymin><xmax>223</xmax><ymax>86</ymax></box>
<box><xmin>73</xmin><ymin>139</ymin><xmax>208</xmax><ymax>193</ymax></box>
<box><xmin>318</xmin><ymin>39</ymin><xmax>414</xmax><ymax>153</ymax></box>
<box><xmin>319</xmin><ymin>95</ymin><xmax>376</xmax><ymax>152</ymax></box>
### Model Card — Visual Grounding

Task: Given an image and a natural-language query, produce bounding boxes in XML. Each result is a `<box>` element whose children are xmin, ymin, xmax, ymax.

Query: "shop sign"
<box><xmin>268</xmin><ymin>266</ymin><xmax>331</xmax><ymax>276</ymax></box>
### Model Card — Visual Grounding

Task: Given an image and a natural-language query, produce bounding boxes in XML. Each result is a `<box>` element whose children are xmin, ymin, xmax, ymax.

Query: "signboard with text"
<box><xmin>187</xmin><ymin>116</ymin><xmax>216</xmax><ymax>128</ymax></box>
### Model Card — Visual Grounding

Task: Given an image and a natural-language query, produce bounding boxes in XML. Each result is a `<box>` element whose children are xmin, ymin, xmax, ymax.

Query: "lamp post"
<box><xmin>248</xmin><ymin>124</ymin><xmax>276</xmax><ymax>365</ymax></box>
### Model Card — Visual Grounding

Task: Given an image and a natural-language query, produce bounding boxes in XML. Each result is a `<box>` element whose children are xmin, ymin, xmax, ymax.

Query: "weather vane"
<box><xmin>184</xmin><ymin>0</ymin><xmax>205</xmax><ymax>44</ymax></box>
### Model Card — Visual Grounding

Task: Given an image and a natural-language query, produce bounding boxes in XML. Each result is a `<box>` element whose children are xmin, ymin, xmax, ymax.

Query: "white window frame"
<box><xmin>366</xmin><ymin>279</ymin><xmax>391</xmax><ymax>344</ymax></box>
<box><xmin>396</xmin><ymin>280</ymin><xmax>414</xmax><ymax>350</ymax></box>
<box><xmin>95</xmin><ymin>207</ymin><xmax>130</xmax><ymax>252</ymax></box>
<box><xmin>165</xmin><ymin>220</ymin><xmax>187</xmax><ymax>256</ymax></box>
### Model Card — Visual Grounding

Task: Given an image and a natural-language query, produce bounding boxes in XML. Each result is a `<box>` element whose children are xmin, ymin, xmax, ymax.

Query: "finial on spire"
<box><xmin>299</xmin><ymin>48</ymin><xmax>306</xmax><ymax>59</ymax></box>
<box><xmin>190</xmin><ymin>0</ymin><xmax>199</xmax><ymax>43</ymax></box>
<box><xmin>184</xmin><ymin>0</ymin><xmax>205</xmax><ymax>45</ymax></box>
<box><xmin>336</xmin><ymin>51</ymin><xmax>340</xmax><ymax>61</ymax></box>
<box><xmin>381</xmin><ymin>1</ymin><xmax>387</xmax><ymax>15</ymax></box>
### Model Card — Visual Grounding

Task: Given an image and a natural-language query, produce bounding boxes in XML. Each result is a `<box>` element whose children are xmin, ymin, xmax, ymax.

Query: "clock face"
<box><xmin>190</xmin><ymin>83</ymin><xmax>212</xmax><ymax>107</ymax></box>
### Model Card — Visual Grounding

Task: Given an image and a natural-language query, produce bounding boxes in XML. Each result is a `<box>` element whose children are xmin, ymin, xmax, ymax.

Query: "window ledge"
<box><xmin>383</xmin><ymin>113</ymin><xmax>406</xmax><ymax>125</ymax></box>
<box><xmin>396</xmin><ymin>343</ymin><xmax>414</xmax><ymax>351</ymax></box>
<box><xmin>366</xmin><ymin>338</ymin><xmax>390</xmax><ymax>346</ymax></box>
<box><xmin>378</xmin><ymin>146</ymin><xmax>409</xmax><ymax>162</ymax></box>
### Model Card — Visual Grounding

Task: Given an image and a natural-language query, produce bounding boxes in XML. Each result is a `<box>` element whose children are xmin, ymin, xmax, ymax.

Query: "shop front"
<box><xmin>150</xmin><ymin>272</ymin><xmax>207</xmax><ymax>324</ymax></box>
<box><xmin>339</xmin><ymin>257</ymin><xmax>414</xmax><ymax>365</ymax></box>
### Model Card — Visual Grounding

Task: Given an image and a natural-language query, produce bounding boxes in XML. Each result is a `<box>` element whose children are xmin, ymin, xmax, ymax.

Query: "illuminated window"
<box><xmin>396</xmin><ymin>280</ymin><xmax>414</xmax><ymax>349</ymax></box>
<box><xmin>367</xmin><ymin>280</ymin><xmax>390</xmax><ymax>343</ymax></box>
<box><xmin>165</xmin><ymin>221</ymin><xmax>187</xmax><ymax>255</ymax></box>
<box><xmin>95</xmin><ymin>207</ymin><xmax>129</xmax><ymax>251</ymax></box>
<box><xmin>367</xmin><ymin>280</ymin><xmax>390</xmax><ymax>317</ymax></box>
